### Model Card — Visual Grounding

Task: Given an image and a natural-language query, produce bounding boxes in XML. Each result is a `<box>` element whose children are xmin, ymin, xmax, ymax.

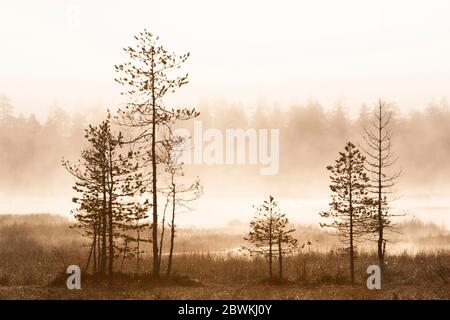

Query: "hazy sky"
<box><xmin>1</xmin><ymin>0</ymin><xmax>450</xmax><ymax>119</ymax></box>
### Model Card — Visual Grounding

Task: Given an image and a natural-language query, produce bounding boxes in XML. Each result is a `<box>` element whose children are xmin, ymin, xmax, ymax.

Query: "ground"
<box><xmin>1</xmin><ymin>215</ymin><xmax>449</xmax><ymax>300</ymax></box>
<box><xmin>0</xmin><ymin>283</ymin><xmax>449</xmax><ymax>300</ymax></box>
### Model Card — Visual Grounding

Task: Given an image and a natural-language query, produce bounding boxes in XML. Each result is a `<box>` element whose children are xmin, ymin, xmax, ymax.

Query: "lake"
<box><xmin>1</xmin><ymin>195</ymin><xmax>449</xmax><ymax>229</ymax></box>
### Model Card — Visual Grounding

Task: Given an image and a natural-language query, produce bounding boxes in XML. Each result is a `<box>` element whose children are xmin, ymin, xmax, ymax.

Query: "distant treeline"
<box><xmin>1</xmin><ymin>94</ymin><xmax>449</xmax><ymax>197</ymax></box>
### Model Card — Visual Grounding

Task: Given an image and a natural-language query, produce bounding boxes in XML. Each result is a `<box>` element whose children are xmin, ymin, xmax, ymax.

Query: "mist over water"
<box><xmin>1</xmin><ymin>195</ymin><xmax>449</xmax><ymax>229</ymax></box>
<box><xmin>1</xmin><ymin>99</ymin><xmax>450</xmax><ymax>229</ymax></box>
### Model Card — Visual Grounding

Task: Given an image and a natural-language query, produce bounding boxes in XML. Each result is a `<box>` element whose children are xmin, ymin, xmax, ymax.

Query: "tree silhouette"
<box><xmin>320</xmin><ymin>142</ymin><xmax>373</xmax><ymax>284</ymax></box>
<box><xmin>116</xmin><ymin>200</ymin><xmax>151</xmax><ymax>273</ymax></box>
<box><xmin>62</xmin><ymin>120</ymin><xmax>148</xmax><ymax>277</ymax></box>
<box><xmin>363</xmin><ymin>100</ymin><xmax>402</xmax><ymax>269</ymax></box>
<box><xmin>243</xmin><ymin>196</ymin><xmax>297</xmax><ymax>280</ymax></box>
<box><xmin>113</xmin><ymin>30</ymin><xmax>199</xmax><ymax>277</ymax></box>
<box><xmin>159</xmin><ymin>135</ymin><xmax>202</xmax><ymax>277</ymax></box>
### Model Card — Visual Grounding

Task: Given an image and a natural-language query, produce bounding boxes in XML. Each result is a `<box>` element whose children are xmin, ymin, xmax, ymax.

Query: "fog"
<box><xmin>1</xmin><ymin>95</ymin><xmax>450</xmax><ymax>227</ymax></box>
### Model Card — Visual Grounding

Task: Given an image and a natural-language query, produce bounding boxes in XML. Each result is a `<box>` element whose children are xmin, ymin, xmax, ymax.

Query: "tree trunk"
<box><xmin>93</xmin><ymin>235</ymin><xmax>97</xmax><ymax>273</ymax></box>
<box><xmin>349</xmin><ymin>156</ymin><xmax>355</xmax><ymax>285</ymax></box>
<box><xmin>150</xmin><ymin>50</ymin><xmax>159</xmax><ymax>278</ymax></box>
<box><xmin>269</xmin><ymin>210</ymin><xmax>273</xmax><ymax>279</ymax></box>
<box><xmin>107</xmin><ymin>147</ymin><xmax>114</xmax><ymax>279</ymax></box>
<box><xmin>121</xmin><ymin>238</ymin><xmax>128</xmax><ymax>272</ymax></box>
<box><xmin>93</xmin><ymin>222</ymin><xmax>98</xmax><ymax>272</ymax></box>
<box><xmin>101</xmin><ymin>214</ymin><xmax>107</xmax><ymax>275</ymax></box>
<box><xmin>167</xmin><ymin>187</ymin><xmax>176</xmax><ymax>277</ymax></box>
<box><xmin>96</xmin><ymin>224</ymin><xmax>101</xmax><ymax>273</ymax></box>
<box><xmin>278</xmin><ymin>235</ymin><xmax>283</xmax><ymax>281</ymax></box>
<box><xmin>136</xmin><ymin>227</ymin><xmax>141</xmax><ymax>274</ymax></box>
<box><xmin>107</xmin><ymin>178</ymin><xmax>114</xmax><ymax>277</ymax></box>
<box><xmin>86</xmin><ymin>235</ymin><xmax>95</xmax><ymax>272</ymax></box>
<box><xmin>377</xmin><ymin>104</ymin><xmax>384</xmax><ymax>269</ymax></box>
<box><xmin>349</xmin><ymin>212</ymin><xmax>355</xmax><ymax>284</ymax></box>
<box><xmin>101</xmin><ymin>169</ymin><xmax>107</xmax><ymax>276</ymax></box>
<box><xmin>159</xmin><ymin>200</ymin><xmax>169</xmax><ymax>270</ymax></box>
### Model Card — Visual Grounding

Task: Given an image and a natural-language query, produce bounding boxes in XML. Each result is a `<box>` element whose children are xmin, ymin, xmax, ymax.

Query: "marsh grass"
<box><xmin>0</xmin><ymin>214</ymin><xmax>449</xmax><ymax>288</ymax></box>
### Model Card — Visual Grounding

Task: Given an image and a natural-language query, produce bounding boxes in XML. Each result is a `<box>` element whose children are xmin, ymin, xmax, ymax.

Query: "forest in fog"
<box><xmin>1</xmin><ymin>94</ymin><xmax>450</xmax><ymax>200</ymax></box>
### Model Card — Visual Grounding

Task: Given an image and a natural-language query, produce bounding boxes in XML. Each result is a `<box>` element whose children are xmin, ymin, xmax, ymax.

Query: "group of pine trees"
<box><xmin>243</xmin><ymin>100</ymin><xmax>400</xmax><ymax>284</ymax></box>
<box><xmin>63</xmin><ymin>29</ymin><xmax>400</xmax><ymax>284</ymax></box>
<box><xmin>62</xmin><ymin>121</ymin><xmax>151</xmax><ymax>277</ymax></box>
<box><xmin>320</xmin><ymin>100</ymin><xmax>401</xmax><ymax>284</ymax></box>
<box><xmin>63</xmin><ymin>30</ymin><xmax>202</xmax><ymax>279</ymax></box>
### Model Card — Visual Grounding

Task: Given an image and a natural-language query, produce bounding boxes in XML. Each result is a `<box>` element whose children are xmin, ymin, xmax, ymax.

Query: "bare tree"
<box><xmin>363</xmin><ymin>100</ymin><xmax>402</xmax><ymax>268</ymax></box>
<box><xmin>159</xmin><ymin>136</ymin><xmax>202</xmax><ymax>277</ymax></box>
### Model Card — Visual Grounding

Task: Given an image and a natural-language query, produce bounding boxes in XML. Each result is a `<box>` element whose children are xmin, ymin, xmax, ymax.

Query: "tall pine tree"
<box><xmin>319</xmin><ymin>142</ymin><xmax>372</xmax><ymax>284</ymax></box>
<box><xmin>113</xmin><ymin>30</ymin><xmax>199</xmax><ymax>277</ymax></box>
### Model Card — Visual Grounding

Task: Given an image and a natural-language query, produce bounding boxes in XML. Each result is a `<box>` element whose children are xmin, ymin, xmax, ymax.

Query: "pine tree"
<box><xmin>113</xmin><ymin>30</ymin><xmax>199</xmax><ymax>277</ymax></box>
<box><xmin>319</xmin><ymin>142</ymin><xmax>373</xmax><ymax>284</ymax></box>
<box><xmin>62</xmin><ymin>120</ymin><xmax>148</xmax><ymax>278</ymax></box>
<box><xmin>115</xmin><ymin>200</ymin><xmax>151</xmax><ymax>273</ymax></box>
<box><xmin>243</xmin><ymin>196</ymin><xmax>297</xmax><ymax>280</ymax></box>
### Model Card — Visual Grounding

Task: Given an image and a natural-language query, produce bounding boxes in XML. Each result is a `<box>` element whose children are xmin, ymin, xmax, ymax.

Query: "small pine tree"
<box><xmin>243</xmin><ymin>196</ymin><xmax>298</xmax><ymax>280</ymax></box>
<box><xmin>63</xmin><ymin>120</ymin><xmax>148</xmax><ymax>278</ymax></box>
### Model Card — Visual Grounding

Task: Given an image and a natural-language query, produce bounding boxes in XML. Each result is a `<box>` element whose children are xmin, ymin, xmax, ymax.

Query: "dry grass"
<box><xmin>0</xmin><ymin>214</ymin><xmax>449</xmax><ymax>299</ymax></box>
<box><xmin>165</xmin><ymin>250</ymin><xmax>450</xmax><ymax>286</ymax></box>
